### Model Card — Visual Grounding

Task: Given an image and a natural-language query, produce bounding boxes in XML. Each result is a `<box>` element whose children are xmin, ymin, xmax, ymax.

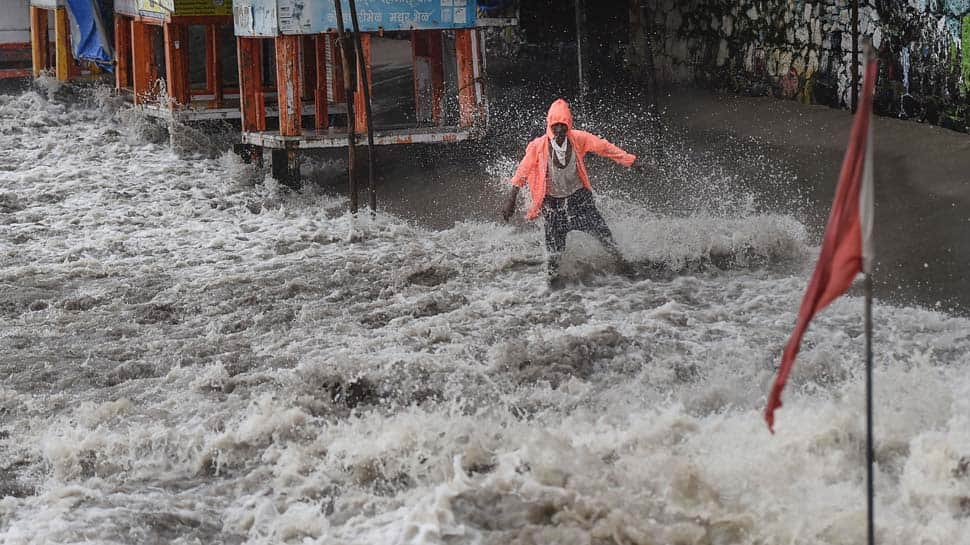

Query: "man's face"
<box><xmin>551</xmin><ymin>123</ymin><xmax>568</xmax><ymax>143</ymax></box>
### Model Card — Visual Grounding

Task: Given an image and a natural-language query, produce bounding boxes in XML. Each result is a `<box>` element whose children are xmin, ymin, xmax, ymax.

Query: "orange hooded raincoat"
<box><xmin>510</xmin><ymin>99</ymin><xmax>637</xmax><ymax>220</ymax></box>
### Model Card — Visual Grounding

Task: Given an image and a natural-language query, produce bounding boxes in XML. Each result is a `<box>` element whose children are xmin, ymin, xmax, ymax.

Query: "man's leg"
<box><xmin>541</xmin><ymin>199</ymin><xmax>569</xmax><ymax>282</ymax></box>
<box><xmin>571</xmin><ymin>189</ymin><xmax>633</xmax><ymax>274</ymax></box>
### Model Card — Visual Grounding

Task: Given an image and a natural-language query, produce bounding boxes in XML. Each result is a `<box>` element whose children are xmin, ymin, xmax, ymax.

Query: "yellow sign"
<box><xmin>136</xmin><ymin>0</ymin><xmax>173</xmax><ymax>17</ymax></box>
<box><xmin>173</xmin><ymin>0</ymin><xmax>232</xmax><ymax>16</ymax></box>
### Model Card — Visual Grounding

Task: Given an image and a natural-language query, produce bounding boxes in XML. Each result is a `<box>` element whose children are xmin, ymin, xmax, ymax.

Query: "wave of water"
<box><xmin>2</xmin><ymin>87</ymin><xmax>969</xmax><ymax>545</ymax></box>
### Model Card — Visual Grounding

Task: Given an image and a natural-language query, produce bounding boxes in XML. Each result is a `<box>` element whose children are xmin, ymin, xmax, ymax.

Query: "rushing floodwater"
<box><xmin>1</xmin><ymin>80</ymin><xmax>969</xmax><ymax>545</ymax></box>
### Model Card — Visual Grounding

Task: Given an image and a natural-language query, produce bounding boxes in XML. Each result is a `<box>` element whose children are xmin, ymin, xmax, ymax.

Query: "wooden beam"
<box><xmin>314</xmin><ymin>34</ymin><xmax>329</xmax><ymax>129</ymax></box>
<box><xmin>354</xmin><ymin>33</ymin><xmax>371</xmax><ymax>133</ymax></box>
<box><xmin>454</xmin><ymin>29</ymin><xmax>476</xmax><ymax>128</ymax></box>
<box><xmin>29</xmin><ymin>7</ymin><xmax>48</xmax><ymax>77</ymax></box>
<box><xmin>164</xmin><ymin>23</ymin><xmax>190</xmax><ymax>107</ymax></box>
<box><xmin>115</xmin><ymin>15</ymin><xmax>131</xmax><ymax>90</ymax></box>
<box><xmin>54</xmin><ymin>7</ymin><xmax>70</xmax><ymax>81</ymax></box>
<box><xmin>237</xmin><ymin>37</ymin><xmax>265</xmax><ymax>132</ymax></box>
<box><xmin>275</xmin><ymin>34</ymin><xmax>302</xmax><ymax>136</ymax></box>
<box><xmin>131</xmin><ymin>20</ymin><xmax>153</xmax><ymax>104</ymax></box>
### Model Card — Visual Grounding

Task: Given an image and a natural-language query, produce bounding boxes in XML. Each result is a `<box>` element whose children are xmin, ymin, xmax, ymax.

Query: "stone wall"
<box><xmin>644</xmin><ymin>0</ymin><xmax>970</xmax><ymax>131</ymax></box>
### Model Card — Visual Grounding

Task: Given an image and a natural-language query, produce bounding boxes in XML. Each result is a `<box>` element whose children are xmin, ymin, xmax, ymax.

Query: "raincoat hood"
<box><xmin>546</xmin><ymin>99</ymin><xmax>574</xmax><ymax>138</ymax></box>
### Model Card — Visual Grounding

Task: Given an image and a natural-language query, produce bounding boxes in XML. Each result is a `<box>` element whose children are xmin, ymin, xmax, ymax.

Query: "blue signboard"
<box><xmin>276</xmin><ymin>0</ymin><xmax>476</xmax><ymax>34</ymax></box>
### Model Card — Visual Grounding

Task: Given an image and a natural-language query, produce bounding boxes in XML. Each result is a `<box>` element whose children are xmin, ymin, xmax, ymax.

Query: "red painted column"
<box><xmin>237</xmin><ymin>37</ymin><xmax>265</xmax><ymax>132</ymax></box>
<box><xmin>164</xmin><ymin>22</ymin><xmax>190</xmax><ymax>107</ymax></box>
<box><xmin>114</xmin><ymin>15</ymin><xmax>131</xmax><ymax>90</ymax></box>
<box><xmin>454</xmin><ymin>29</ymin><xmax>476</xmax><ymax>128</ymax></box>
<box><xmin>131</xmin><ymin>21</ymin><xmax>154</xmax><ymax>105</ymax></box>
<box><xmin>275</xmin><ymin>34</ymin><xmax>302</xmax><ymax>137</ymax></box>
<box><xmin>353</xmin><ymin>33</ymin><xmax>371</xmax><ymax>134</ymax></box>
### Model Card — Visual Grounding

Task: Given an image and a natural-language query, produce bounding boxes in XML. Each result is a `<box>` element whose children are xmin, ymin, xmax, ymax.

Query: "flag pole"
<box><xmin>864</xmin><ymin>272</ymin><xmax>875</xmax><ymax>545</ymax></box>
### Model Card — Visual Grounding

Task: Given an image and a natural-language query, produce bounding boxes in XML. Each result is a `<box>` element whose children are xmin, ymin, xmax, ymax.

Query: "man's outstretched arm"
<box><xmin>576</xmin><ymin>130</ymin><xmax>637</xmax><ymax>167</ymax></box>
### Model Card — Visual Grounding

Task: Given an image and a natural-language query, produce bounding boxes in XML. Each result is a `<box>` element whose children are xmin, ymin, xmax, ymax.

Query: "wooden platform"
<box><xmin>241</xmin><ymin>125</ymin><xmax>472</xmax><ymax>149</ymax></box>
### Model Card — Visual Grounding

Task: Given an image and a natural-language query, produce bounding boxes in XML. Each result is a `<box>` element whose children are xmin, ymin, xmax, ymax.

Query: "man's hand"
<box><xmin>500</xmin><ymin>186</ymin><xmax>520</xmax><ymax>222</ymax></box>
<box><xmin>630</xmin><ymin>157</ymin><xmax>657</xmax><ymax>173</ymax></box>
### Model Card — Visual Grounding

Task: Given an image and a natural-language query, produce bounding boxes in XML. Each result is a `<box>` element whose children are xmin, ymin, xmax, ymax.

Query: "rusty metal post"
<box><xmin>348</xmin><ymin>0</ymin><xmax>377</xmax><ymax>213</ymax></box>
<box><xmin>332</xmin><ymin>0</ymin><xmax>358</xmax><ymax>215</ymax></box>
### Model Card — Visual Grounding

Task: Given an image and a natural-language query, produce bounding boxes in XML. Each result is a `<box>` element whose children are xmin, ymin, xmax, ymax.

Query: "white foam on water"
<box><xmin>2</xmin><ymin>87</ymin><xmax>970</xmax><ymax>545</ymax></box>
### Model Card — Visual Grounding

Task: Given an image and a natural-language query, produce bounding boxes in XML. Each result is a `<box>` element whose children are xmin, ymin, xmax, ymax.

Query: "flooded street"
<box><xmin>2</xmin><ymin>77</ymin><xmax>970</xmax><ymax>545</ymax></box>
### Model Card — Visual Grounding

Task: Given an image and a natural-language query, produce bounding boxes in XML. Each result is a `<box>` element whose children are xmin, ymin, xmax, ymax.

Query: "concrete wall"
<box><xmin>644</xmin><ymin>0</ymin><xmax>970</xmax><ymax>131</ymax></box>
<box><xmin>0</xmin><ymin>0</ymin><xmax>31</xmax><ymax>44</ymax></box>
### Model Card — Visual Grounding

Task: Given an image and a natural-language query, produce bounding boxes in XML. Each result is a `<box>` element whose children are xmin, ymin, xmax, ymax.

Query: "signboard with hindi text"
<box><xmin>275</xmin><ymin>0</ymin><xmax>476</xmax><ymax>34</ymax></box>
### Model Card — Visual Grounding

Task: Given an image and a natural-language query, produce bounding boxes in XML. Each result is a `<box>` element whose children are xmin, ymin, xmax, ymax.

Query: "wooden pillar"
<box><xmin>54</xmin><ymin>7</ymin><xmax>70</xmax><ymax>81</ymax></box>
<box><xmin>164</xmin><ymin>23</ymin><xmax>190</xmax><ymax>107</ymax></box>
<box><xmin>131</xmin><ymin>21</ymin><xmax>154</xmax><ymax>104</ymax></box>
<box><xmin>115</xmin><ymin>15</ymin><xmax>131</xmax><ymax>90</ymax></box>
<box><xmin>314</xmin><ymin>34</ymin><xmax>329</xmax><ymax>129</ymax></box>
<box><xmin>412</xmin><ymin>30</ymin><xmax>444</xmax><ymax>124</ymax></box>
<box><xmin>237</xmin><ymin>37</ymin><xmax>266</xmax><ymax>132</ymax></box>
<box><xmin>30</xmin><ymin>7</ymin><xmax>49</xmax><ymax>77</ymax></box>
<box><xmin>275</xmin><ymin>34</ymin><xmax>302</xmax><ymax>136</ymax></box>
<box><xmin>205</xmin><ymin>24</ymin><xmax>223</xmax><ymax>104</ymax></box>
<box><xmin>353</xmin><ymin>33</ymin><xmax>371</xmax><ymax>133</ymax></box>
<box><xmin>454</xmin><ymin>29</ymin><xmax>476</xmax><ymax>128</ymax></box>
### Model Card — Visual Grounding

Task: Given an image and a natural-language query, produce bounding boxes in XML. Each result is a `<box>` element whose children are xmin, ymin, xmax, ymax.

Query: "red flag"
<box><xmin>765</xmin><ymin>58</ymin><xmax>878</xmax><ymax>432</ymax></box>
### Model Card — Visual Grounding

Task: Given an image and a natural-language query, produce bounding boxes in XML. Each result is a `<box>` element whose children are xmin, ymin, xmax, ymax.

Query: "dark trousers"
<box><xmin>541</xmin><ymin>188</ymin><xmax>621</xmax><ymax>275</ymax></box>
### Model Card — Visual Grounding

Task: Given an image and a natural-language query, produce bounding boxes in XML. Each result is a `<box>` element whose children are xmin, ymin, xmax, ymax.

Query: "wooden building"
<box><xmin>113</xmin><ymin>0</ymin><xmax>239</xmax><ymax>119</ymax></box>
<box><xmin>232</xmin><ymin>0</ymin><xmax>516</xmax><ymax>154</ymax></box>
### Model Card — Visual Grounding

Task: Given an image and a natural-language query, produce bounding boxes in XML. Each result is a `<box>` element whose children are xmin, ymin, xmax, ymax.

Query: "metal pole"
<box><xmin>864</xmin><ymin>272</ymin><xmax>875</xmax><ymax>545</ymax></box>
<box><xmin>332</xmin><ymin>0</ymin><xmax>358</xmax><ymax>215</ymax></box>
<box><xmin>574</xmin><ymin>0</ymin><xmax>587</xmax><ymax>108</ymax></box>
<box><xmin>851</xmin><ymin>0</ymin><xmax>859</xmax><ymax>112</ymax></box>
<box><xmin>347</xmin><ymin>0</ymin><xmax>377</xmax><ymax>214</ymax></box>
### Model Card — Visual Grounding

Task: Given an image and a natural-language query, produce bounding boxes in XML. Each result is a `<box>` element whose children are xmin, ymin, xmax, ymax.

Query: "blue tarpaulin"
<box><xmin>66</xmin><ymin>0</ymin><xmax>113</xmax><ymax>68</ymax></box>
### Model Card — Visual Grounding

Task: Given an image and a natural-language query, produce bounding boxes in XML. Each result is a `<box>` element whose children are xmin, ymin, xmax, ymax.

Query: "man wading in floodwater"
<box><xmin>501</xmin><ymin>99</ymin><xmax>643</xmax><ymax>288</ymax></box>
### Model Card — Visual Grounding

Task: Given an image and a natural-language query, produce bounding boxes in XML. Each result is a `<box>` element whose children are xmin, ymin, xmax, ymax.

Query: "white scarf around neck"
<box><xmin>549</xmin><ymin>135</ymin><xmax>568</xmax><ymax>164</ymax></box>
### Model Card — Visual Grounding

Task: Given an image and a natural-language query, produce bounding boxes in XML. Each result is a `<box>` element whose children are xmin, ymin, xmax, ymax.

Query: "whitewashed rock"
<box><xmin>808</xmin><ymin>49</ymin><xmax>820</xmax><ymax>77</ymax></box>
<box><xmin>792</xmin><ymin>53</ymin><xmax>807</xmax><ymax>74</ymax></box>
<box><xmin>780</xmin><ymin>50</ymin><xmax>794</xmax><ymax>74</ymax></box>
<box><xmin>716</xmin><ymin>39</ymin><xmax>729</xmax><ymax>66</ymax></box>
<box><xmin>873</xmin><ymin>26</ymin><xmax>883</xmax><ymax>49</ymax></box>
<box><xmin>711</xmin><ymin>14</ymin><xmax>720</xmax><ymax>31</ymax></box>
<box><xmin>813</xmin><ymin>19</ymin><xmax>823</xmax><ymax>44</ymax></box>
<box><xmin>804</xmin><ymin>2</ymin><xmax>813</xmax><ymax>21</ymax></box>
<box><xmin>796</xmin><ymin>25</ymin><xmax>810</xmax><ymax>43</ymax></box>
<box><xmin>723</xmin><ymin>15</ymin><xmax>734</xmax><ymax>36</ymax></box>
<box><xmin>747</xmin><ymin>5</ymin><xmax>759</xmax><ymax>19</ymax></box>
